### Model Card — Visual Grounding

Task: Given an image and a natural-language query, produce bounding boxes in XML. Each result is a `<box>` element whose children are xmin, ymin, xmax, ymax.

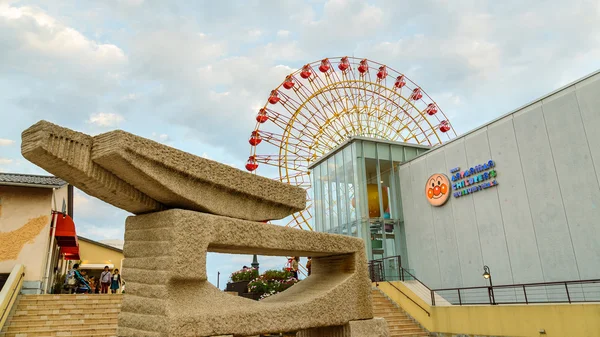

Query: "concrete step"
<box><xmin>0</xmin><ymin>331</ymin><xmax>116</xmax><ymax>337</ymax></box>
<box><xmin>16</xmin><ymin>303</ymin><xmax>121</xmax><ymax>310</ymax></box>
<box><xmin>3</xmin><ymin>325</ymin><xmax>117</xmax><ymax>334</ymax></box>
<box><xmin>9</xmin><ymin>313</ymin><xmax>119</xmax><ymax>321</ymax></box>
<box><xmin>18</xmin><ymin>299</ymin><xmax>122</xmax><ymax>306</ymax></box>
<box><xmin>13</xmin><ymin>307</ymin><xmax>121</xmax><ymax>315</ymax></box>
<box><xmin>371</xmin><ymin>288</ymin><xmax>431</xmax><ymax>337</ymax></box>
<box><xmin>6</xmin><ymin>318</ymin><xmax>118</xmax><ymax>328</ymax></box>
<box><xmin>19</xmin><ymin>295</ymin><xmax>122</xmax><ymax>300</ymax></box>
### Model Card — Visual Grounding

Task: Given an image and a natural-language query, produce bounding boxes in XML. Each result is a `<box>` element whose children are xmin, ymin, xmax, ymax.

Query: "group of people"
<box><xmin>65</xmin><ymin>264</ymin><xmax>123</xmax><ymax>294</ymax></box>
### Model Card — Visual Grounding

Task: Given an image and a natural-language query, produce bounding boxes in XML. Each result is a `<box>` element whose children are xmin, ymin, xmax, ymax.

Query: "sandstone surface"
<box><xmin>92</xmin><ymin>130</ymin><xmax>305</xmax><ymax>221</ymax></box>
<box><xmin>21</xmin><ymin>121</ymin><xmax>306</xmax><ymax>220</ymax></box>
<box><xmin>118</xmin><ymin>209</ymin><xmax>374</xmax><ymax>337</ymax></box>
<box><xmin>21</xmin><ymin>121</ymin><xmax>162</xmax><ymax>214</ymax></box>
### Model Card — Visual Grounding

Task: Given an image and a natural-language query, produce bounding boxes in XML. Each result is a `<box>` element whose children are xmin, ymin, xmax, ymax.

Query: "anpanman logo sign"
<box><xmin>425</xmin><ymin>173</ymin><xmax>450</xmax><ymax>206</ymax></box>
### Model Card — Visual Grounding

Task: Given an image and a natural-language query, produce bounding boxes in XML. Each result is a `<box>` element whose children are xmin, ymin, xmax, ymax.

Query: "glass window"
<box><xmin>327</xmin><ymin>156</ymin><xmax>338</xmax><ymax>234</ymax></box>
<box><xmin>320</xmin><ymin>162</ymin><xmax>330</xmax><ymax>233</ymax></box>
<box><xmin>311</xmin><ymin>166</ymin><xmax>322</xmax><ymax>232</ymax></box>
<box><xmin>343</xmin><ymin>145</ymin><xmax>356</xmax><ymax>236</ymax></box>
<box><xmin>335</xmin><ymin>151</ymin><xmax>347</xmax><ymax>236</ymax></box>
<box><xmin>363</xmin><ymin>141</ymin><xmax>377</xmax><ymax>159</ymax></box>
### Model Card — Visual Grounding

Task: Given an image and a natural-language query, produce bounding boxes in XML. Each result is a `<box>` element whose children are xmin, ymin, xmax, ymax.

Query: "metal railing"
<box><xmin>368</xmin><ymin>257</ymin><xmax>600</xmax><ymax>307</ymax></box>
<box><xmin>369</xmin><ymin>256</ymin><xmax>431</xmax><ymax>316</ymax></box>
<box><xmin>432</xmin><ymin>279</ymin><xmax>600</xmax><ymax>306</ymax></box>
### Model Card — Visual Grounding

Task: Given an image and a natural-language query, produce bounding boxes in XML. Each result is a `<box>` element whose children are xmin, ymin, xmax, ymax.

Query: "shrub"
<box><xmin>248</xmin><ymin>268</ymin><xmax>299</xmax><ymax>300</ymax></box>
<box><xmin>229</xmin><ymin>267</ymin><xmax>259</xmax><ymax>282</ymax></box>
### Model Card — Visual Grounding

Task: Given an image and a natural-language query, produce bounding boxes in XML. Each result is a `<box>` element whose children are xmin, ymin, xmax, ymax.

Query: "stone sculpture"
<box><xmin>22</xmin><ymin>120</ymin><xmax>388</xmax><ymax>337</ymax></box>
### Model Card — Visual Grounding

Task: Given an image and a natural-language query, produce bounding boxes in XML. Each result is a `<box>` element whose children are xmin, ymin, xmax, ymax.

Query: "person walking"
<box><xmin>292</xmin><ymin>256</ymin><xmax>300</xmax><ymax>280</ymax></box>
<box><xmin>306</xmin><ymin>257</ymin><xmax>312</xmax><ymax>276</ymax></box>
<box><xmin>110</xmin><ymin>269</ymin><xmax>122</xmax><ymax>294</ymax></box>
<box><xmin>100</xmin><ymin>266</ymin><xmax>111</xmax><ymax>294</ymax></box>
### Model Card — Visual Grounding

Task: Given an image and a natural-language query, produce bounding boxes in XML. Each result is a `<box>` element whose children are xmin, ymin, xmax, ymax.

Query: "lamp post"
<box><xmin>251</xmin><ymin>254</ymin><xmax>259</xmax><ymax>273</ymax></box>
<box><xmin>483</xmin><ymin>265</ymin><xmax>496</xmax><ymax>305</ymax></box>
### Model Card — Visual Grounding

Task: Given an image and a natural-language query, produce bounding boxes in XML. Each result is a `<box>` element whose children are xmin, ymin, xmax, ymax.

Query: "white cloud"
<box><xmin>0</xmin><ymin>4</ymin><xmax>127</xmax><ymax>68</ymax></box>
<box><xmin>151</xmin><ymin>132</ymin><xmax>169</xmax><ymax>143</ymax></box>
<box><xmin>247</xmin><ymin>29</ymin><xmax>262</xmax><ymax>39</ymax></box>
<box><xmin>276</xmin><ymin>30</ymin><xmax>290</xmax><ymax>38</ymax></box>
<box><xmin>87</xmin><ymin>112</ymin><xmax>125</xmax><ymax>127</ymax></box>
<box><xmin>0</xmin><ymin>138</ymin><xmax>14</xmax><ymax>146</ymax></box>
<box><xmin>0</xmin><ymin>158</ymin><xmax>13</xmax><ymax>164</ymax></box>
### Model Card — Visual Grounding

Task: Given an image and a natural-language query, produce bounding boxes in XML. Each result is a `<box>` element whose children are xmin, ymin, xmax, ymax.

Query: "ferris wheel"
<box><xmin>245</xmin><ymin>57</ymin><xmax>458</xmax><ymax>231</ymax></box>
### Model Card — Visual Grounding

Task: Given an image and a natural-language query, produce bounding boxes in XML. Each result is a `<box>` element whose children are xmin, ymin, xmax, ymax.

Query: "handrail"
<box><xmin>431</xmin><ymin>278</ymin><xmax>600</xmax><ymax>306</ymax></box>
<box><xmin>432</xmin><ymin>278</ymin><xmax>600</xmax><ymax>292</ymax></box>
<box><xmin>0</xmin><ymin>265</ymin><xmax>25</xmax><ymax>330</ymax></box>
<box><xmin>400</xmin><ymin>268</ymin><xmax>431</xmax><ymax>291</ymax></box>
<box><xmin>382</xmin><ymin>281</ymin><xmax>430</xmax><ymax>317</ymax></box>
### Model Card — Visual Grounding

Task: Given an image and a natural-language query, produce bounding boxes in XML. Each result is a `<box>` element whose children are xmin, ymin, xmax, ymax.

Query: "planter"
<box><xmin>225</xmin><ymin>280</ymin><xmax>250</xmax><ymax>295</ymax></box>
<box><xmin>241</xmin><ymin>292</ymin><xmax>262</xmax><ymax>301</ymax></box>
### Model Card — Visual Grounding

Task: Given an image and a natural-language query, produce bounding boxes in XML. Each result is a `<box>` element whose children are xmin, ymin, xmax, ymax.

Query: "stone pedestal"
<box><xmin>117</xmin><ymin>210</ymin><xmax>373</xmax><ymax>337</ymax></box>
<box><xmin>296</xmin><ymin>318</ymin><xmax>389</xmax><ymax>337</ymax></box>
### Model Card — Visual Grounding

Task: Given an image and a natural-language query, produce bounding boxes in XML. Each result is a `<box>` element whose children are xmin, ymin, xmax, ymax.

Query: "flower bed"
<box><xmin>226</xmin><ymin>267</ymin><xmax>259</xmax><ymax>295</ymax></box>
<box><xmin>248</xmin><ymin>269</ymin><xmax>299</xmax><ymax>300</ymax></box>
<box><xmin>230</xmin><ymin>267</ymin><xmax>259</xmax><ymax>282</ymax></box>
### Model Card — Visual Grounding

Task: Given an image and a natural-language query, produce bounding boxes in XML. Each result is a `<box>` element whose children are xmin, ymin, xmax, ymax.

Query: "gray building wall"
<box><xmin>399</xmin><ymin>70</ymin><xmax>600</xmax><ymax>289</ymax></box>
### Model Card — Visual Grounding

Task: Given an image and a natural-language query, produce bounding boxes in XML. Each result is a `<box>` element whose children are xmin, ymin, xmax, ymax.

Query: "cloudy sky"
<box><xmin>1</xmin><ymin>0</ymin><xmax>599</xmax><ymax>286</ymax></box>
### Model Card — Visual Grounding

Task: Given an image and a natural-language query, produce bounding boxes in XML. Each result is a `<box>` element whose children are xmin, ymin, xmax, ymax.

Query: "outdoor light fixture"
<box><xmin>482</xmin><ymin>265</ymin><xmax>497</xmax><ymax>305</ymax></box>
<box><xmin>483</xmin><ymin>265</ymin><xmax>491</xmax><ymax>279</ymax></box>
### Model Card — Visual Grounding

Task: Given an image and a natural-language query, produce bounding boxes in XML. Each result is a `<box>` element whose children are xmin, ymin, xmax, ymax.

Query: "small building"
<box><xmin>0</xmin><ymin>173</ymin><xmax>73</xmax><ymax>294</ymax></box>
<box><xmin>76</xmin><ymin>235</ymin><xmax>124</xmax><ymax>281</ymax></box>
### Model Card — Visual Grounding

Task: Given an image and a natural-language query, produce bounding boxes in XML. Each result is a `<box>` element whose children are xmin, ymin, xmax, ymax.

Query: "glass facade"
<box><xmin>310</xmin><ymin>137</ymin><xmax>430</xmax><ymax>272</ymax></box>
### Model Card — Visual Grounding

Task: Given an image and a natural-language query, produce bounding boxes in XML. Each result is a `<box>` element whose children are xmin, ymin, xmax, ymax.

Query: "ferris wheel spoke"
<box><xmin>249</xmin><ymin>57</ymin><xmax>457</xmax><ymax>232</ymax></box>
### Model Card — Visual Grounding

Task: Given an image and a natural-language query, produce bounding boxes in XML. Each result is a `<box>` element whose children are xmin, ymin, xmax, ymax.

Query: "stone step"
<box><xmin>19</xmin><ymin>295</ymin><xmax>122</xmax><ymax>301</ymax></box>
<box><xmin>3</xmin><ymin>325</ymin><xmax>117</xmax><ymax>334</ymax></box>
<box><xmin>0</xmin><ymin>331</ymin><xmax>115</xmax><ymax>337</ymax></box>
<box><xmin>13</xmin><ymin>308</ymin><xmax>120</xmax><ymax>316</ymax></box>
<box><xmin>17</xmin><ymin>302</ymin><xmax>121</xmax><ymax>308</ymax></box>
<box><xmin>18</xmin><ymin>299</ymin><xmax>122</xmax><ymax>305</ymax></box>
<box><xmin>6</xmin><ymin>318</ymin><xmax>118</xmax><ymax>328</ymax></box>
<box><xmin>8</xmin><ymin>313</ymin><xmax>119</xmax><ymax>321</ymax></box>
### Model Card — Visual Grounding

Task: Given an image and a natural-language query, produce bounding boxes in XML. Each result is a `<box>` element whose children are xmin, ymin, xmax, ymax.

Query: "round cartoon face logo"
<box><xmin>426</xmin><ymin>174</ymin><xmax>450</xmax><ymax>206</ymax></box>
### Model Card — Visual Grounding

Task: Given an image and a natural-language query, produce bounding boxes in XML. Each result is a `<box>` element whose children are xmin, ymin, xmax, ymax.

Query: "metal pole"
<box><xmin>489</xmin><ymin>275</ymin><xmax>496</xmax><ymax>305</ymax></box>
<box><xmin>217</xmin><ymin>272</ymin><xmax>220</xmax><ymax>289</ymax></box>
<box><xmin>565</xmin><ymin>283</ymin><xmax>571</xmax><ymax>303</ymax></box>
<box><xmin>43</xmin><ymin>210</ymin><xmax>59</xmax><ymax>294</ymax></box>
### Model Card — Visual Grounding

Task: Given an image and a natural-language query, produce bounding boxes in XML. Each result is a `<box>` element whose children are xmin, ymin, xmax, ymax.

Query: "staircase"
<box><xmin>372</xmin><ymin>289</ymin><xmax>430</xmax><ymax>337</ymax></box>
<box><xmin>0</xmin><ymin>294</ymin><xmax>121</xmax><ymax>337</ymax></box>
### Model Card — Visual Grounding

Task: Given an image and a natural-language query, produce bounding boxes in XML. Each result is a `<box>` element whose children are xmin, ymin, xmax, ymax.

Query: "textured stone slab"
<box><xmin>21</xmin><ymin>121</ymin><xmax>306</xmax><ymax>220</ymax></box>
<box><xmin>92</xmin><ymin>130</ymin><xmax>305</xmax><ymax>221</ymax></box>
<box><xmin>21</xmin><ymin>121</ymin><xmax>163</xmax><ymax>214</ymax></box>
<box><xmin>118</xmin><ymin>209</ymin><xmax>373</xmax><ymax>337</ymax></box>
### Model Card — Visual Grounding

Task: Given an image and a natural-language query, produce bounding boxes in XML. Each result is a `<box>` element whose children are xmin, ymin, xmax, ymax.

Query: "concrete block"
<box><xmin>118</xmin><ymin>209</ymin><xmax>373</xmax><ymax>337</ymax></box>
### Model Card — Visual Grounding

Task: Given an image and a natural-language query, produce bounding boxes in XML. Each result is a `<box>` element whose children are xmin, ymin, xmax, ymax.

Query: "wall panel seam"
<box><xmin>540</xmin><ymin>102</ymin><xmax>582</xmax><ymax>280</ymax></box>
<box><xmin>510</xmin><ymin>117</ymin><xmax>547</xmax><ymax>282</ymax></box>
<box><xmin>485</xmin><ymin>126</ymin><xmax>515</xmax><ymax>285</ymax></box>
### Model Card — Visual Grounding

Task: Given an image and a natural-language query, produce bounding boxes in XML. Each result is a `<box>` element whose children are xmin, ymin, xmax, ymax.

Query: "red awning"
<box><xmin>60</xmin><ymin>245</ymin><xmax>80</xmax><ymax>260</ymax></box>
<box><xmin>53</xmin><ymin>211</ymin><xmax>78</xmax><ymax>247</ymax></box>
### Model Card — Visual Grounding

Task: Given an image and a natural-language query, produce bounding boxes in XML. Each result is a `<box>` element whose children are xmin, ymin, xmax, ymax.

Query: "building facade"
<box><xmin>0</xmin><ymin>173</ymin><xmax>73</xmax><ymax>294</ymax></box>
<box><xmin>309</xmin><ymin>137</ymin><xmax>429</xmax><ymax>264</ymax></box>
<box><xmin>312</xmin><ymin>70</ymin><xmax>600</xmax><ymax>291</ymax></box>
